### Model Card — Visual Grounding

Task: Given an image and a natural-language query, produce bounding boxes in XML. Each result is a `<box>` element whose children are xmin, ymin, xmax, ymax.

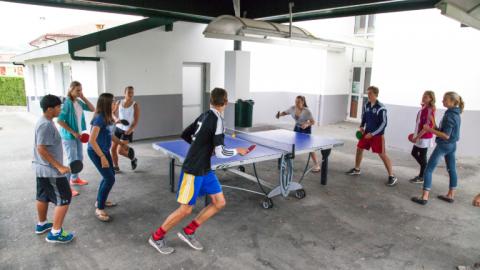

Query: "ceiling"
<box><xmin>1</xmin><ymin>0</ymin><xmax>440</xmax><ymax>23</ymax></box>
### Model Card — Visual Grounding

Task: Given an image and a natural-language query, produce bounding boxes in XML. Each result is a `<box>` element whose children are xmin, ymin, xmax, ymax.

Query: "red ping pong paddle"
<box><xmin>408</xmin><ymin>133</ymin><xmax>415</xmax><ymax>143</ymax></box>
<box><xmin>247</xmin><ymin>145</ymin><xmax>256</xmax><ymax>153</ymax></box>
<box><xmin>80</xmin><ymin>133</ymin><xmax>89</xmax><ymax>143</ymax></box>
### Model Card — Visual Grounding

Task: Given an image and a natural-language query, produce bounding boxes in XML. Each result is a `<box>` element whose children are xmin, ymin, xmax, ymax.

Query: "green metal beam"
<box><xmin>262</xmin><ymin>0</ymin><xmax>439</xmax><ymax>23</ymax></box>
<box><xmin>68</xmin><ymin>17</ymin><xmax>175</xmax><ymax>61</ymax></box>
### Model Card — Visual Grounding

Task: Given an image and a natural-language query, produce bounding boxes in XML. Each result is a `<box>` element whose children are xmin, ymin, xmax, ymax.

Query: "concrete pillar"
<box><xmin>224</xmin><ymin>50</ymin><xmax>251</xmax><ymax>128</ymax></box>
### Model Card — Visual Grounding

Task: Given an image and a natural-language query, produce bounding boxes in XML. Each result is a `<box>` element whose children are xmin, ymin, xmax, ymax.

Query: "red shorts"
<box><xmin>357</xmin><ymin>135</ymin><xmax>385</xmax><ymax>154</ymax></box>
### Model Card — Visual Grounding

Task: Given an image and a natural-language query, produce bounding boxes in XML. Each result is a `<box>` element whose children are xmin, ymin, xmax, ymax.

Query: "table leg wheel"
<box><xmin>295</xmin><ymin>189</ymin><xmax>306</xmax><ymax>199</ymax></box>
<box><xmin>262</xmin><ymin>198</ymin><xmax>273</xmax><ymax>209</ymax></box>
<box><xmin>238</xmin><ymin>166</ymin><xmax>245</xmax><ymax>172</ymax></box>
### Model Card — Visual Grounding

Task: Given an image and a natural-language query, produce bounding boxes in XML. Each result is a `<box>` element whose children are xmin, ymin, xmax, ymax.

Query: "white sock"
<box><xmin>37</xmin><ymin>220</ymin><xmax>47</xmax><ymax>226</ymax></box>
<box><xmin>51</xmin><ymin>228</ymin><xmax>61</xmax><ymax>235</ymax></box>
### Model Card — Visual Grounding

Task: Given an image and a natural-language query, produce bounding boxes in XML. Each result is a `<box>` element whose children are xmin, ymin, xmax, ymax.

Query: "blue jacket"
<box><xmin>436</xmin><ymin>107</ymin><xmax>461</xmax><ymax>145</ymax></box>
<box><xmin>360</xmin><ymin>100</ymin><xmax>387</xmax><ymax>136</ymax></box>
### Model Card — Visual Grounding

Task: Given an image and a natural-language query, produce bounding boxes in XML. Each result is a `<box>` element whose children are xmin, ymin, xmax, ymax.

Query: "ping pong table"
<box><xmin>153</xmin><ymin>129</ymin><xmax>343</xmax><ymax>209</ymax></box>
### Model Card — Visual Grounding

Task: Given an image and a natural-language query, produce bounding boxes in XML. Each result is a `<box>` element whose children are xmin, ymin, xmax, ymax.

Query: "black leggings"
<box><xmin>411</xmin><ymin>145</ymin><xmax>428</xmax><ymax>178</ymax></box>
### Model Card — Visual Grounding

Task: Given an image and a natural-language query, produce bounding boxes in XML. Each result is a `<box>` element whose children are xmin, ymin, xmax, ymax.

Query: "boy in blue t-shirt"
<box><xmin>33</xmin><ymin>94</ymin><xmax>75</xmax><ymax>243</ymax></box>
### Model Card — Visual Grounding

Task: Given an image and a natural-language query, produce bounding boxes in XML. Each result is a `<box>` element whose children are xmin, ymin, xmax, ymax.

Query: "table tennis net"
<box><xmin>225</xmin><ymin>128</ymin><xmax>294</xmax><ymax>154</ymax></box>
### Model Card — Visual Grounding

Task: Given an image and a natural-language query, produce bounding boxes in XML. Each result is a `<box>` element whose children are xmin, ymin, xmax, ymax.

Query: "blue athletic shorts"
<box><xmin>176</xmin><ymin>170</ymin><xmax>222</xmax><ymax>205</ymax></box>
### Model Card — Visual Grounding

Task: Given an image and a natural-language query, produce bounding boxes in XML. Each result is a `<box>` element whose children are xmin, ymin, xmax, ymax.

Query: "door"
<box><xmin>182</xmin><ymin>63</ymin><xmax>206</xmax><ymax>129</ymax></box>
<box><xmin>347</xmin><ymin>65</ymin><xmax>372</xmax><ymax>122</ymax></box>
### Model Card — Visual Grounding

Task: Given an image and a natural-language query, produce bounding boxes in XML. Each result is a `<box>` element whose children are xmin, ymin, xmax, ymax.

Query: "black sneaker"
<box><xmin>411</xmin><ymin>197</ymin><xmax>428</xmax><ymax>205</ymax></box>
<box><xmin>386</xmin><ymin>175</ymin><xmax>398</xmax><ymax>186</ymax></box>
<box><xmin>345</xmin><ymin>168</ymin><xmax>361</xmax><ymax>175</ymax></box>
<box><xmin>131</xmin><ymin>158</ymin><xmax>138</xmax><ymax>170</ymax></box>
<box><xmin>127</xmin><ymin>147</ymin><xmax>135</xmax><ymax>160</ymax></box>
<box><xmin>409</xmin><ymin>176</ymin><xmax>423</xmax><ymax>184</ymax></box>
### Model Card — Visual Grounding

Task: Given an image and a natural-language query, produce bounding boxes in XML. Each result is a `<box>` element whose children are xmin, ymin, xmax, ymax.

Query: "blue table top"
<box><xmin>153</xmin><ymin>129</ymin><xmax>343</xmax><ymax>168</ymax></box>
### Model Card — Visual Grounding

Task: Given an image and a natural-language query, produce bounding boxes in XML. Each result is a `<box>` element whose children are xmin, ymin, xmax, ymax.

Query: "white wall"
<box><xmin>372</xmin><ymin>9</ymin><xmax>480</xmax><ymax>110</ymax></box>
<box><xmin>100</xmin><ymin>22</ymin><xmax>232</xmax><ymax>97</ymax></box>
<box><xmin>70</xmin><ymin>60</ymin><xmax>99</xmax><ymax>98</ymax></box>
<box><xmin>372</xmin><ymin>9</ymin><xmax>480</xmax><ymax>157</ymax></box>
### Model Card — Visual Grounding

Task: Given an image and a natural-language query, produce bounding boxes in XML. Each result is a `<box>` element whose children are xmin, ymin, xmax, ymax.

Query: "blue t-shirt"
<box><xmin>88</xmin><ymin>114</ymin><xmax>114</xmax><ymax>153</ymax></box>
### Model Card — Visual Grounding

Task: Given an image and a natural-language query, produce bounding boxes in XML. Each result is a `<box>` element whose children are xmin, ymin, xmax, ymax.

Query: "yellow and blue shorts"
<box><xmin>176</xmin><ymin>170</ymin><xmax>222</xmax><ymax>205</ymax></box>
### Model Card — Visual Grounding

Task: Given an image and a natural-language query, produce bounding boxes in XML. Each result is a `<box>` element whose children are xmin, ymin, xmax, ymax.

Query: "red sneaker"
<box><xmin>71</xmin><ymin>188</ymin><xmax>79</xmax><ymax>197</ymax></box>
<box><xmin>70</xmin><ymin>178</ymin><xmax>88</xmax><ymax>186</ymax></box>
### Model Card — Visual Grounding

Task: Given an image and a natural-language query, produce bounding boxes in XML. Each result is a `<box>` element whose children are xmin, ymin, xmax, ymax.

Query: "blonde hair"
<box><xmin>444</xmin><ymin>91</ymin><xmax>464</xmax><ymax>113</ymax></box>
<box><xmin>423</xmin><ymin>90</ymin><xmax>436</xmax><ymax>110</ymax></box>
<box><xmin>67</xmin><ymin>81</ymin><xmax>82</xmax><ymax>101</ymax></box>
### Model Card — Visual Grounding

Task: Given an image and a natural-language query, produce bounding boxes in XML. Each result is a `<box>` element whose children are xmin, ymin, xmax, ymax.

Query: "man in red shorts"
<box><xmin>346</xmin><ymin>86</ymin><xmax>398</xmax><ymax>186</ymax></box>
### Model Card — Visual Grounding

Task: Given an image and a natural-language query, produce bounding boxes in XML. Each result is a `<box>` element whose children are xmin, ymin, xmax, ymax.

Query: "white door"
<box><xmin>182</xmin><ymin>64</ymin><xmax>205</xmax><ymax>129</ymax></box>
<box><xmin>347</xmin><ymin>65</ymin><xmax>372</xmax><ymax>122</ymax></box>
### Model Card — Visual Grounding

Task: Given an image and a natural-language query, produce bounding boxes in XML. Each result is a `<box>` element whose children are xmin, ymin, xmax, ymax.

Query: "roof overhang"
<box><xmin>12</xmin><ymin>42</ymin><xmax>69</xmax><ymax>63</ymax></box>
<box><xmin>12</xmin><ymin>17</ymin><xmax>175</xmax><ymax>63</ymax></box>
<box><xmin>2</xmin><ymin>0</ymin><xmax>439</xmax><ymax>23</ymax></box>
<box><xmin>436</xmin><ymin>0</ymin><xmax>480</xmax><ymax>30</ymax></box>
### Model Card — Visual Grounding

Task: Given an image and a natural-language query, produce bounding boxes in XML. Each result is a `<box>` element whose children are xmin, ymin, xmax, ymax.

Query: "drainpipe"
<box><xmin>233</xmin><ymin>0</ymin><xmax>242</xmax><ymax>51</ymax></box>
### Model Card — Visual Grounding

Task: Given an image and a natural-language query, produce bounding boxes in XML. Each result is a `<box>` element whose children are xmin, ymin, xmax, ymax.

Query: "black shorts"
<box><xmin>114</xmin><ymin>127</ymin><xmax>133</xmax><ymax>142</ymax></box>
<box><xmin>36</xmin><ymin>177</ymin><xmax>72</xmax><ymax>206</ymax></box>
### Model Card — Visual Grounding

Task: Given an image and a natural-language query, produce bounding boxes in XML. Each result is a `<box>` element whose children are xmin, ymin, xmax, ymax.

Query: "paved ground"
<box><xmin>0</xmin><ymin>111</ymin><xmax>479</xmax><ymax>270</ymax></box>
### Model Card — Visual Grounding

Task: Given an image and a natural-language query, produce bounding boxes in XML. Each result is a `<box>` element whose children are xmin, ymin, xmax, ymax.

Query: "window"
<box><xmin>41</xmin><ymin>64</ymin><xmax>49</xmax><ymax>93</ymax></box>
<box><xmin>61</xmin><ymin>62</ymin><xmax>71</xmax><ymax>96</ymax></box>
<box><xmin>363</xmin><ymin>67</ymin><xmax>372</xmax><ymax>94</ymax></box>
<box><xmin>354</xmin><ymin>15</ymin><xmax>375</xmax><ymax>36</ymax></box>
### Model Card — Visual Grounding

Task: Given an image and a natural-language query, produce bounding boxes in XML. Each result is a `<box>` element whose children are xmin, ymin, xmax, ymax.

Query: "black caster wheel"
<box><xmin>295</xmin><ymin>189</ymin><xmax>306</xmax><ymax>199</ymax></box>
<box><xmin>238</xmin><ymin>166</ymin><xmax>245</xmax><ymax>172</ymax></box>
<box><xmin>262</xmin><ymin>198</ymin><xmax>274</xmax><ymax>209</ymax></box>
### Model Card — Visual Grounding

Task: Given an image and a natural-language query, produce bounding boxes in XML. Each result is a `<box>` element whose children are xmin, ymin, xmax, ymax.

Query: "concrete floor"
<box><xmin>1</xmin><ymin>111</ymin><xmax>479</xmax><ymax>270</ymax></box>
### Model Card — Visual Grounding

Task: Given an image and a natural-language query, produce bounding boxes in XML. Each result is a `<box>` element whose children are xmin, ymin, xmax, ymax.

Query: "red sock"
<box><xmin>183</xmin><ymin>220</ymin><xmax>200</xmax><ymax>235</ymax></box>
<box><xmin>152</xmin><ymin>226</ymin><xmax>166</xmax><ymax>241</ymax></box>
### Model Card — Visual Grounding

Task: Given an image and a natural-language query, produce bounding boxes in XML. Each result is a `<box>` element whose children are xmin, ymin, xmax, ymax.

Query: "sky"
<box><xmin>0</xmin><ymin>1</ymin><xmax>143</xmax><ymax>54</ymax></box>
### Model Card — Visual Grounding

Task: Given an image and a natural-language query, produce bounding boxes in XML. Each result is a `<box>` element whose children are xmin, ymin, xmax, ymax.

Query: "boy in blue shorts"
<box><xmin>33</xmin><ymin>94</ymin><xmax>75</xmax><ymax>243</ymax></box>
<box><xmin>149</xmin><ymin>88</ymin><xmax>249</xmax><ymax>254</ymax></box>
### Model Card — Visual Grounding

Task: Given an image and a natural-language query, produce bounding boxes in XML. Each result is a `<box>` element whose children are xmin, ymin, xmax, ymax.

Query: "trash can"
<box><xmin>235</xmin><ymin>101</ymin><xmax>243</xmax><ymax>127</ymax></box>
<box><xmin>235</xmin><ymin>99</ymin><xmax>255</xmax><ymax>128</ymax></box>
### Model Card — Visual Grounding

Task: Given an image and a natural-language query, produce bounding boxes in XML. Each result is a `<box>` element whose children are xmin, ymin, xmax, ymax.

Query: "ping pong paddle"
<box><xmin>70</xmin><ymin>160</ymin><xmax>83</xmax><ymax>174</ymax></box>
<box><xmin>79</xmin><ymin>133</ymin><xmax>89</xmax><ymax>143</ymax></box>
<box><xmin>408</xmin><ymin>133</ymin><xmax>415</xmax><ymax>143</ymax></box>
<box><xmin>120</xmin><ymin>119</ymin><xmax>130</xmax><ymax>126</ymax></box>
<box><xmin>355</xmin><ymin>130</ymin><xmax>363</xmax><ymax>140</ymax></box>
<box><xmin>127</xmin><ymin>146</ymin><xmax>135</xmax><ymax>160</ymax></box>
<box><xmin>247</xmin><ymin>145</ymin><xmax>256</xmax><ymax>153</ymax></box>
<box><xmin>276</xmin><ymin>111</ymin><xmax>280</xmax><ymax>119</ymax></box>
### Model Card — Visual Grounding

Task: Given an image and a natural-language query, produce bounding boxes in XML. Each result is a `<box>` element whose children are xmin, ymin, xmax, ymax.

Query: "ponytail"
<box><xmin>444</xmin><ymin>91</ymin><xmax>464</xmax><ymax>114</ymax></box>
<box><xmin>458</xmin><ymin>96</ymin><xmax>464</xmax><ymax>113</ymax></box>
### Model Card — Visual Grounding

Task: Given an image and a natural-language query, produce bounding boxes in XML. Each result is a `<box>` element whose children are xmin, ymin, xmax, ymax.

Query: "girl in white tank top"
<box><xmin>112</xmin><ymin>86</ymin><xmax>140</xmax><ymax>172</ymax></box>
<box><xmin>116</xmin><ymin>100</ymin><xmax>136</xmax><ymax>131</ymax></box>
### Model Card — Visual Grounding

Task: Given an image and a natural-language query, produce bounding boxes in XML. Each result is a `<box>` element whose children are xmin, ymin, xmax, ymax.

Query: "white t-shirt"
<box><xmin>73</xmin><ymin>100</ymin><xmax>83</xmax><ymax>133</ymax></box>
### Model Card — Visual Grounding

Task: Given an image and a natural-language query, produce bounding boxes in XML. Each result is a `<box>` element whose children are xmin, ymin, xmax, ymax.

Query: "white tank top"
<box><xmin>116</xmin><ymin>100</ymin><xmax>136</xmax><ymax>131</ymax></box>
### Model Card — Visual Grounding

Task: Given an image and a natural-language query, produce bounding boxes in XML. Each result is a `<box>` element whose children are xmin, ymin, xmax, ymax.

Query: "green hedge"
<box><xmin>0</xmin><ymin>76</ymin><xmax>26</xmax><ymax>106</ymax></box>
